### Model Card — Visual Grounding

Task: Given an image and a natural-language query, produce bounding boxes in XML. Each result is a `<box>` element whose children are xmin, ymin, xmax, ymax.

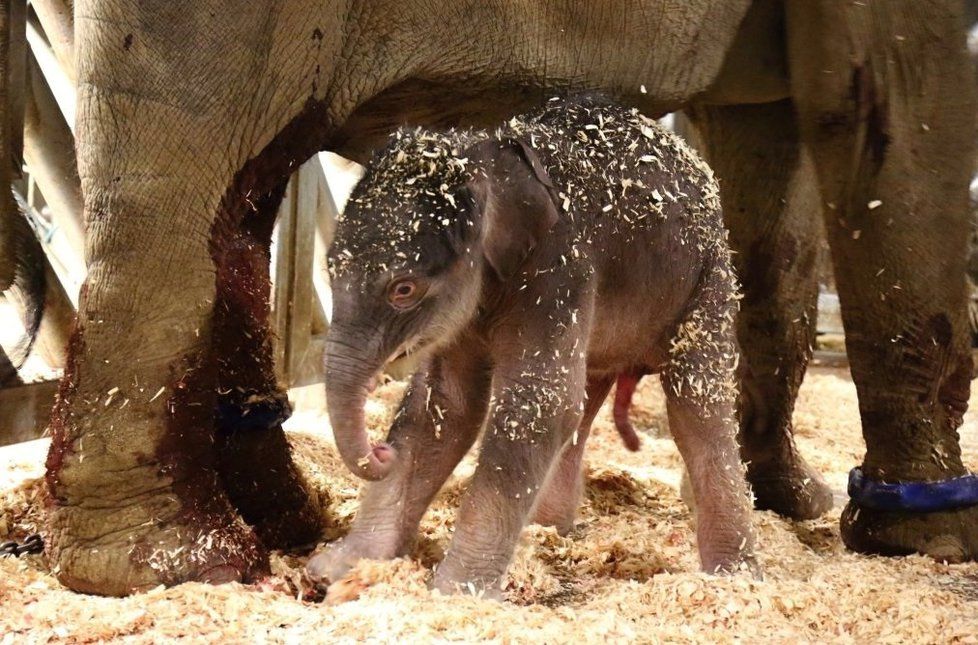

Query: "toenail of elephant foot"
<box><xmin>748</xmin><ymin>459</ymin><xmax>834</xmax><ymax>520</ymax></box>
<box><xmin>841</xmin><ymin>502</ymin><xmax>978</xmax><ymax>562</ymax></box>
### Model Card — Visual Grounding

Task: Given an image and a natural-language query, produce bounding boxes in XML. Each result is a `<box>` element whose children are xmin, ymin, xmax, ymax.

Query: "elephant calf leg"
<box><xmin>212</xmin><ymin>192</ymin><xmax>321</xmax><ymax>549</ymax></box>
<box><xmin>531</xmin><ymin>376</ymin><xmax>614</xmax><ymax>534</ymax></box>
<box><xmin>433</xmin><ymin>354</ymin><xmax>587</xmax><ymax>598</ymax></box>
<box><xmin>660</xmin><ymin>283</ymin><xmax>757</xmax><ymax>575</ymax></box>
<box><xmin>307</xmin><ymin>345</ymin><xmax>492</xmax><ymax>584</ymax></box>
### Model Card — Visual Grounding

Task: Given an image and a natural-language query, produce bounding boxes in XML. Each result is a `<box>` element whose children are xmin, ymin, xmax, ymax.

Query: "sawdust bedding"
<box><xmin>3</xmin><ymin>367</ymin><xmax>978</xmax><ymax>643</ymax></box>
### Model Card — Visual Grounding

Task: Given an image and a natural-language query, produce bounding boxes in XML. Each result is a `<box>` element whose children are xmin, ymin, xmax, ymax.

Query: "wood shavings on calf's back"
<box><xmin>500</xmin><ymin>96</ymin><xmax>729</xmax><ymax>264</ymax></box>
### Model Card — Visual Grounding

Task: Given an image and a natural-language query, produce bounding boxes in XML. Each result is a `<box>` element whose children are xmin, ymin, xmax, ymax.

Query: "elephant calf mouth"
<box><xmin>384</xmin><ymin>338</ymin><xmax>426</xmax><ymax>377</ymax></box>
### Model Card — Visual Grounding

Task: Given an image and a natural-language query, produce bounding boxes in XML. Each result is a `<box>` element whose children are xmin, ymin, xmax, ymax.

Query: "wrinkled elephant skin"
<box><xmin>41</xmin><ymin>0</ymin><xmax>978</xmax><ymax>594</ymax></box>
<box><xmin>308</xmin><ymin>98</ymin><xmax>757</xmax><ymax>594</ymax></box>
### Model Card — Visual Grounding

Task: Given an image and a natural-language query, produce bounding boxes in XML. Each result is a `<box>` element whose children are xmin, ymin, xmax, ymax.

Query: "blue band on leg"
<box><xmin>848</xmin><ymin>468</ymin><xmax>978</xmax><ymax>512</ymax></box>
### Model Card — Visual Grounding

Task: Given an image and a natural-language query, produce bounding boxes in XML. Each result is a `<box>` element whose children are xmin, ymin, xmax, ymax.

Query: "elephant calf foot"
<box><xmin>747</xmin><ymin>455</ymin><xmax>834</xmax><ymax>520</ymax></box>
<box><xmin>430</xmin><ymin>558</ymin><xmax>505</xmax><ymax>600</ymax></box>
<box><xmin>306</xmin><ymin>530</ymin><xmax>406</xmax><ymax>586</ymax></box>
<box><xmin>841</xmin><ymin>502</ymin><xmax>978</xmax><ymax>562</ymax></box>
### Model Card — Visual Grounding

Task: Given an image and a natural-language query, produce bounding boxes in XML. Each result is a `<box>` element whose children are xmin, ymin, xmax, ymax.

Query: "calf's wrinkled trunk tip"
<box><xmin>325</xmin><ymin>351</ymin><xmax>397</xmax><ymax>481</ymax></box>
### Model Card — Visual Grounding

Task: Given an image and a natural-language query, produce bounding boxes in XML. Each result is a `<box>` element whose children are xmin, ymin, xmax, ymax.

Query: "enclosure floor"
<box><xmin>3</xmin><ymin>367</ymin><xmax>978</xmax><ymax>642</ymax></box>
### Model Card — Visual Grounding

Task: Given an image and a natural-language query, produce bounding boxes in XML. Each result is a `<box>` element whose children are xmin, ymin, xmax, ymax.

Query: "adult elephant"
<box><xmin>41</xmin><ymin>0</ymin><xmax>975</xmax><ymax>595</ymax></box>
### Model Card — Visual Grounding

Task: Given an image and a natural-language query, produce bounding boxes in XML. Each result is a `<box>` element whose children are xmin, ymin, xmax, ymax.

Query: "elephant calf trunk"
<box><xmin>325</xmin><ymin>358</ymin><xmax>397</xmax><ymax>481</ymax></box>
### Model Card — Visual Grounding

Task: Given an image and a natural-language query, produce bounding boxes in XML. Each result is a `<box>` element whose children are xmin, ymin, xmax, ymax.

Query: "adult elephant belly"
<box><xmin>328</xmin><ymin>1</ymin><xmax>788</xmax><ymax>162</ymax></box>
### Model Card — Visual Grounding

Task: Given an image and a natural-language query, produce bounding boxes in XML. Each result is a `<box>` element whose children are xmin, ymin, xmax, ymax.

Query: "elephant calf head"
<box><xmin>325</xmin><ymin>129</ymin><xmax>559</xmax><ymax>480</ymax></box>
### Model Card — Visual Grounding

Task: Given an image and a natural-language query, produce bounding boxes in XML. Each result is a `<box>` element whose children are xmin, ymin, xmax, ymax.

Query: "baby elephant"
<box><xmin>308</xmin><ymin>96</ymin><xmax>757</xmax><ymax>597</ymax></box>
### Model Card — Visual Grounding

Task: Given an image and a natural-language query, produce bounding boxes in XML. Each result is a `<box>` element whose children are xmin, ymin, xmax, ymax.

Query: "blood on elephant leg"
<box><xmin>686</xmin><ymin>100</ymin><xmax>833</xmax><ymax>519</ymax></box>
<box><xmin>789</xmin><ymin>1</ymin><xmax>978</xmax><ymax>560</ymax></box>
<box><xmin>531</xmin><ymin>376</ymin><xmax>614</xmax><ymax>534</ymax></box>
<box><xmin>45</xmin><ymin>200</ymin><xmax>267</xmax><ymax>596</ymax></box>
<box><xmin>211</xmin><ymin>183</ymin><xmax>322</xmax><ymax>549</ymax></box>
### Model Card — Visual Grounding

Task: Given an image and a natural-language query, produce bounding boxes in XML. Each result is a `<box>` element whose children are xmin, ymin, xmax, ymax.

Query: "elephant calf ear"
<box><xmin>469</xmin><ymin>138</ymin><xmax>559</xmax><ymax>280</ymax></box>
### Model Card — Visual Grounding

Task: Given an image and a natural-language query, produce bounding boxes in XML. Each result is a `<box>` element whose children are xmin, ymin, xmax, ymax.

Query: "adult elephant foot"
<box><xmin>841</xmin><ymin>504</ymin><xmax>978</xmax><ymax>563</ymax></box>
<box><xmin>46</xmin><ymin>340</ymin><xmax>268</xmax><ymax>596</ymax></box>
<box><xmin>47</xmin><ymin>484</ymin><xmax>267</xmax><ymax>596</ymax></box>
<box><xmin>747</xmin><ymin>454</ymin><xmax>834</xmax><ymax>520</ymax></box>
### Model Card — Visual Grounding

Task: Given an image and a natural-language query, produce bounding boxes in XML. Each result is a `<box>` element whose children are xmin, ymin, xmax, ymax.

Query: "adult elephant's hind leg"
<box><xmin>789</xmin><ymin>1</ymin><xmax>978</xmax><ymax>560</ymax></box>
<box><xmin>687</xmin><ymin>100</ymin><xmax>833</xmax><ymax>519</ymax></box>
<box><xmin>212</xmin><ymin>184</ymin><xmax>322</xmax><ymax>549</ymax></box>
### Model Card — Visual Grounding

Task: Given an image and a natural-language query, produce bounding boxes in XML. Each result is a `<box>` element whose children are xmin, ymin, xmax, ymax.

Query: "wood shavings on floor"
<box><xmin>3</xmin><ymin>367</ymin><xmax>978</xmax><ymax>642</ymax></box>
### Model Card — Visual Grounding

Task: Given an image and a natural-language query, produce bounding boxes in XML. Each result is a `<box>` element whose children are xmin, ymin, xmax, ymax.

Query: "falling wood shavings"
<box><xmin>3</xmin><ymin>369</ymin><xmax>978</xmax><ymax>642</ymax></box>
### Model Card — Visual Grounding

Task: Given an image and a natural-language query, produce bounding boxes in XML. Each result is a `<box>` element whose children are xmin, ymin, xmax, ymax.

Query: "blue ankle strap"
<box><xmin>848</xmin><ymin>468</ymin><xmax>978</xmax><ymax>513</ymax></box>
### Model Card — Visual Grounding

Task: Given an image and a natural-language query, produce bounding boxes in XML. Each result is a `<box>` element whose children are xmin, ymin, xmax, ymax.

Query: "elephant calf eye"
<box><xmin>387</xmin><ymin>278</ymin><xmax>424</xmax><ymax>309</ymax></box>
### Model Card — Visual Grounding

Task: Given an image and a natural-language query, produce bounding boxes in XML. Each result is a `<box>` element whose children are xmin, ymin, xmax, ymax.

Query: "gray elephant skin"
<box><xmin>24</xmin><ymin>0</ymin><xmax>976</xmax><ymax>596</ymax></box>
<box><xmin>306</xmin><ymin>97</ymin><xmax>757</xmax><ymax>596</ymax></box>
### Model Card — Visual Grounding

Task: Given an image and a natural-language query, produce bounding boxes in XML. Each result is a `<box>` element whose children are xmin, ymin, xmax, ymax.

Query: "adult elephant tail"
<box><xmin>0</xmin><ymin>0</ymin><xmax>45</xmax><ymax>385</ymax></box>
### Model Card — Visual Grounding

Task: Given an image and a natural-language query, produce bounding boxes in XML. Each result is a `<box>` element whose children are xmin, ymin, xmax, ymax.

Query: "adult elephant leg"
<box><xmin>48</xmin><ymin>3</ymin><xmax>344</xmax><ymax>594</ymax></box>
<box><xmin>45</xmin><ymin>183</ymin><xmax>267</xmax><ymax>596</ymax></box>
<box><xmin>687</xmin><ymin>100</ymin><xmax>833</xmax><ymax>519</ymax></box>
<box><xmin>788</xmin><ymin>1</ymin><xmax>978</xmax><ymax>559</ymax></box>
<box><xmin>212</xmin><ymin>184</ymin><xmax>322</xmax><ymax>549</ymax></box>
